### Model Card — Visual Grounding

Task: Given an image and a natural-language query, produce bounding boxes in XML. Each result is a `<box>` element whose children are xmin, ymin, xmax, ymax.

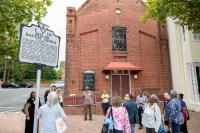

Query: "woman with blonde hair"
<box><xmin>106</xmin><ymin>96</ymin><xmax>131</xmax><ymax>133</ymax></box>
<box><xmin>142</xmin><ymin>94</ymin><xmax>161</xmax><ymax>133</ymax></box>
<box><xmin>38</xmin><ymin>92</ymin><xmax>67</xmax><ymax>133</ymax></box>
<box><xmin>101</xmin><ymin>90</ymin><xmax>110</xmax><ymax>115</ymax></box>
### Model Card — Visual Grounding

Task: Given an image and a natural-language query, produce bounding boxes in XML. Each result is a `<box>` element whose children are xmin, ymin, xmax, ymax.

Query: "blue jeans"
<box><xmin>172</xmin><ymin>122</ymin><xmax>181</xmax><ymax>133</ymax></box>
<box><xmin>131</xmin><ymin>124</ymin><xmax>135</xmax><ymax>133</ymax></box>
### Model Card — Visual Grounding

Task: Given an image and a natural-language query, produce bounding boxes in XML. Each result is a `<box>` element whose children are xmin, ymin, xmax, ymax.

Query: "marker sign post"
<box><xmin>19</xmin><ymin>23</ymin><xmax>60</xmax><ymax>133</ymax></box>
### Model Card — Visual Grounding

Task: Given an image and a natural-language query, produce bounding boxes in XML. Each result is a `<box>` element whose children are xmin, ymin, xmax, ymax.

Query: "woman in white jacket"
<box><xmin>38</xmin><ymin>92</ymin><xmax>67</xmax><ymax>133</ymax></box>
<box><xmin>142</xmin><ymin>94</ymin><xmax>161</xmax><ymax>133</ymax></box>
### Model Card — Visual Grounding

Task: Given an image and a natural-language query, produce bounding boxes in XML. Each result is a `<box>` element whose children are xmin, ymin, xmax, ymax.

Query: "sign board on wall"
<box><xmin>19</xmin><ymin>23</ymin><xmax>60</xmax><ymax>67</ymax></box>
<box><xmin>83</xmin><ymin>70</ymin><xmax>95</xmax><ymax>90</ymax></box>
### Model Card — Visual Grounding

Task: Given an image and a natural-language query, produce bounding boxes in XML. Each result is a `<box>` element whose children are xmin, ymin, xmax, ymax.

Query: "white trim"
<box><xmin>187</xmin><ymin>63</ymin><xmax>200</xmax><ymax>102</ymax></box>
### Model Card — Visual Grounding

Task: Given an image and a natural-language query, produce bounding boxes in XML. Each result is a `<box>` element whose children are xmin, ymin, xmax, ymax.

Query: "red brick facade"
<box><xmin>65</xmin><ymin>0</ymin><xmax>171</xmax><ymax>99</ymax></box>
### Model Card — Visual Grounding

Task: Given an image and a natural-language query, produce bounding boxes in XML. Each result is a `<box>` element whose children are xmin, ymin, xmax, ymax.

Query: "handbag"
<box><xmin>158</xmin><ymin>125</ymin><xmax>166</xmax><ymax>133</ymax></box>
<box><xmin>101</xmin><ymin>107</ymin><xmax>114</xmax><ymax>133</ymax></box>
<box><xmin>56</xmin><ymin>117</ymin><xmax>67</xmax><ymax>133</ymax></box>
<box><xmin>186</xmin><ymin>107</ymin><xmax>190</xmax><ymax>120</ymax></box>
<box><xmin>21</xmin><ymin>103</ymin><xmax>27</xmax><ymax>114</ymax></box>
<box><xmin>154</xmin><ymin>106</ymin><xmax>166</xmax><ymax>133</ymax></box>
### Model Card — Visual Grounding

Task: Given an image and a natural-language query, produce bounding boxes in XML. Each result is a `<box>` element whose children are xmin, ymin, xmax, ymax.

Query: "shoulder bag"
<box><xmin>101</xmin><ymin>107</ymin><xmax>114</xmax><ymax>133</ymax></box>
<box><xmin>154</xmin><ymin>106</ymin><xmax>166</xmax><ymax>133</ymax></box>
<box><xmin>186</xmin><ymin>107</ymin><xmax>190</xmax><ymax>120</ymax></box>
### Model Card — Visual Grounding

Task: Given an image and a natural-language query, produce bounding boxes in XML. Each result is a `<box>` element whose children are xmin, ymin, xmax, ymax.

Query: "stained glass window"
<box><xmin>112</xmin><ymin>27</ymin><xmax>127</xmax><ymax>51</ymax></box>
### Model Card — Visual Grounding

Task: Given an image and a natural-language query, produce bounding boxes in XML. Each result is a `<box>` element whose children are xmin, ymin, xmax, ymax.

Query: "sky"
<box><xmin>41</xmin><ymin>0</ymin><xmax>87</xmax><ymax>62</ymax></box>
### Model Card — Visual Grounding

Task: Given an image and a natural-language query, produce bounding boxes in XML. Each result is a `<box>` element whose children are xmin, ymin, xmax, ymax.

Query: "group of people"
<box><xmin>24</xmin><ymin>86</ymin><xmax>189</xmax><ymax>133</ymax></box>
<box><xmin>24</xmin><ymin>87</ymin><xmax>66</xmax><ymax>133</ymax></box>
<box><xmin>99</xmin><ymin>90</ymin><xmax>189</xmax><ymax>133</ymax></box>
<box><xmin>163</xmin><ymin>91</ymin><xmax>189</xmax><ymax>133</ymax></box>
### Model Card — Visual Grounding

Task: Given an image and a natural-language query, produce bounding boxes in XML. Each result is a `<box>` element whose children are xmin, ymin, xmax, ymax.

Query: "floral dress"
<box><xmin>106</xmin><ymin>106</ymin><xmax>131</xmax><ymax>133</ymax></box>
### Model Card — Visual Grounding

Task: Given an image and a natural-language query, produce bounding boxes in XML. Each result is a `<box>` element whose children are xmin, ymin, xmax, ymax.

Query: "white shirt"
<box><xmin>136</xmin><ymin>95</ymin><xmax>147</xmax><ymax>108</ymax></box>
<box><xmin>38</xmin><ymin>104</ymin><xmax>67</xmax><ymax>133</ymax></box>
<box><xmin>142</xmin><ymin>103</ymin><xmax>161</xmax><ymax>132</ymax></box>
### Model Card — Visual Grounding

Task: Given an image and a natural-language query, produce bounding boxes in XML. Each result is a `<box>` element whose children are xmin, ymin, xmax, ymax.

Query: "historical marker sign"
<box><xmin>19</xmin><ymin>23</ymin><xmax>60</xmax><ymax>67</ymax></box>
<box><xmin>19</xmin><ymin>23</ymin><xmax>60</xmax><ymax>133</ymax></box>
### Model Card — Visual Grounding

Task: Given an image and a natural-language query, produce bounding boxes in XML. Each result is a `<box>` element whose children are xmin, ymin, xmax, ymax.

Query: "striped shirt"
<box><xmin>38</xmin><ymin>104</ymin><xmax>67</xmax><ymax>133</ymax></box>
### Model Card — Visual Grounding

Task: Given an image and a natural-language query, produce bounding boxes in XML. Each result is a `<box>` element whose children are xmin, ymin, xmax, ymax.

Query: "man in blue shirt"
<box><xmin>166</xmin><ymin>90</ymin><xmax>184</xmax><ymax>133</ymax></box>
<box><xmin>123</xmin><ymin>94</ymin><xmax>139</xmax><ymax>133</ymax></box>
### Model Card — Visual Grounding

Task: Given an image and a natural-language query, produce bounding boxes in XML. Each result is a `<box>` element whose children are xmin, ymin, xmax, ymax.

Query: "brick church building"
<box><xmin>65</xmin><ymin>0</ymin><xmax>171</xmax><ymax>100</ymax></box>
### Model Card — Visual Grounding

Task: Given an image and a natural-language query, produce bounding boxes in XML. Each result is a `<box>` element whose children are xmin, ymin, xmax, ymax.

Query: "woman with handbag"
<box><xmin>24</xmin><ymin>91</ymin><xmax>36</xmax><ymax>133</ymax></box>
<box><xmin>38</xmin><ymin>92</ymin><xmax>67</xmax><ymax>133</ymax></box>
<box><xmin>142</xmin><ymin>94</ymin><xmax>162</xmax><ymax>133</ymax></box>
<box><xmin>105</xmin><ymin>96</ymin><xmax>131</xmax><ymax>133</ymax></box>
<box><xmin>178</xmin><ymin>94</ymin><xmax>189</xmax><ymax>133</ymax></box>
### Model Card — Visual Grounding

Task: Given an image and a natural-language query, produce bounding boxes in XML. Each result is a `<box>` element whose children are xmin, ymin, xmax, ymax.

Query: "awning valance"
<box><xmin>103</xmin><ymin>62</ymin><xmax>143</xmax><ymax>71</ymax></box>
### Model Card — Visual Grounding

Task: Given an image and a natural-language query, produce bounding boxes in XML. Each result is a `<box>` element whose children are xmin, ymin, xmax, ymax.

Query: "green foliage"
<box><xmin>55</xmin><ymin>69</ymin><xmax>62</xmax><ymax>79</ymax></box>
<box><xmin>0</xmin><ymin>58</ymin><xmax>4</xmax><ymax>80</ymax></box>
<box><xmin>55</xmin><ymin>61</ymin><xmax>65</xmax><ymax>80</ymax></box>
<box><xmin>41</xmin><ymin>66</ymin><xmax>57</xmax><ymax>80</ymax></box>
<box><xmin>10</xmin><ymin>60</ymin><xmax>24</xmax><ymax>81</ymax></box>
<box><xmin>143</xmin><ymin>0</ymin><xmax>200</xmax><ymax>33</ymax></box>
<box><xmin>59</xmin><ymin>61</ymin><xmax>65</xmax><ymax>69</ymax></box>
<box><xmin>24</xmin><ymin>64</ymin><xmax>58</xmax><ymax>80</ymax></box>
<box><xmin>0</xmin><ymin>0</ymin><xmax>52</xmax><ymax>59</ymax></box>
<box><xmin>0</xmin><ymin>0</ymin><xmax>52</xmax><ymax>82</ymax></box>
<box><xmin>24</xmin><ymin>64</ymin><xmax>37</xmax><ymax>79</ymax></box>
<box><xmin>1</xmin><ymin>61</ymin><xmax>58</xmax><ymax>82</ymax></box>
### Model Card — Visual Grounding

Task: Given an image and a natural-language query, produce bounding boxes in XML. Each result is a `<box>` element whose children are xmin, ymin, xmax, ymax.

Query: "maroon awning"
<box><xmin>104</xmin><ymin>62</ymin><xmax>143</xmax><ymax>71</ymax></box>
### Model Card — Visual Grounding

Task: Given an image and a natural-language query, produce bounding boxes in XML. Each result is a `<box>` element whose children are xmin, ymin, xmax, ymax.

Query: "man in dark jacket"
<box><xmin>123</xmin><ymin>94</ymin><xmax>139</xmax><ymax>133</ymax></box>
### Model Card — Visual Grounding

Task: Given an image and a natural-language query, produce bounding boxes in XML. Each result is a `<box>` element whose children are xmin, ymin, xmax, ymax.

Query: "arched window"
<box><xmin>112</xmin><ymin>27</ymin><xmax>127</xmax><ymax>51</ymax></box>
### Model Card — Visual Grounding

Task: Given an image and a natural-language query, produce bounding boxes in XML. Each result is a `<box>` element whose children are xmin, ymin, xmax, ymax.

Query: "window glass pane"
<box><xmin>196</xmin><ymin>67</ymin><xmax>200</xmax><ymax>94</ymax></box>
<box><xmin>112</xmin><ymin>27</ymin><xmax>127</xmax><ymax>51</ymax></box>
<box><xmin>194</xmin><ymin>34</ymin><xmax>197</xmax><ymax>40</ymax></box>
<box><xmin>198</xmin><ymin>35</ymin><xmax>200</xmax><ymax>40</ymax></box>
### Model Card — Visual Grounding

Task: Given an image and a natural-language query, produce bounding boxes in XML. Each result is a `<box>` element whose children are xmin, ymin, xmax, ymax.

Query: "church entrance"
<box><xmin>111</xmin><ymin>71</ymin><xmax>131</xmax><ymax>97</ymax></box>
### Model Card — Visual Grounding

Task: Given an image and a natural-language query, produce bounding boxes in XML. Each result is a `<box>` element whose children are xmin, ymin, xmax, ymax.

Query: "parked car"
<box><xmin>1</xmin><ymin>82</ymin><xmax>20</xmax><ymax>88</ymax></box>
<box><xmin>50</xmin><ymin>81</ymin><xmax>64</xmax><ymax>89</ymax></box>
<box><xmin>18</xmin><ymin>83</ymin><xmax>33</xmax><ymax>88</ymax></box>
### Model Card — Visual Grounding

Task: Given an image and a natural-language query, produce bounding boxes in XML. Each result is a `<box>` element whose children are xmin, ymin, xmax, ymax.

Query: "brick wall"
<box><xmin>65</xmin><ymin>0</ymin><xmax>171</xmax><ymax>100</ymax></box>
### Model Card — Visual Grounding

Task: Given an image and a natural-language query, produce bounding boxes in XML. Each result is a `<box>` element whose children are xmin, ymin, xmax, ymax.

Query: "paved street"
<box><xmin>0</xmin><ymin>88</ymin><xmax>47</xmax><ymax>112</ymax></box>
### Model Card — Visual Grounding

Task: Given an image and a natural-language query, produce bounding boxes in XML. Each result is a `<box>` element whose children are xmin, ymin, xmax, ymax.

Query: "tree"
<box><xmin>55</xmin><ymin>61</ymin><xmax>65</xmax><ymax>79</ymax></box>
<box><xmin>0</xmin><ymin>0</ymin><xmax>52</xmax><ymax>59</ymax></box>
<box><xmin>24</xmin><ymin>64</ymin><xmax>58</xmax><ymax>80</ymax></box>
<box><xmin>10</xmin><ymin>60</ymin><xmax>25</xmax><ymax>82</ymax></box>
<box><xmin>42</xmin><ymin>66</ymin><xmax>57</xmax><ymax>80</ymax></box>
<box><xmin>59</xmin><ymin>61</ymin><xmax>65</xmax><ymax>69</ymax></box>
<box><xmin>143</xmin><ymin>0</ymin><xmax>200</xmax><ymax>33</ymax></box>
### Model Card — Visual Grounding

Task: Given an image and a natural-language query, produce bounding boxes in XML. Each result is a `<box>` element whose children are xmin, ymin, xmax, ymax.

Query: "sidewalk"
<box><xmin>0</xmin><ymin>111</ymin><xmax>199</xmax><ymax>133</ymax></box>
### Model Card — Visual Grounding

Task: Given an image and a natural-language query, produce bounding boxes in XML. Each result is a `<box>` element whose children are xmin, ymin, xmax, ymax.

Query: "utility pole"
<box><xmin>3</xmin><ymin>56</ymin><xmax>11</xmax><ymax>83</ymax></box>
<box><xmin>3</xmin><ymin>60</ymin><xmax>8</xmax><ymax>82</ymax></box>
